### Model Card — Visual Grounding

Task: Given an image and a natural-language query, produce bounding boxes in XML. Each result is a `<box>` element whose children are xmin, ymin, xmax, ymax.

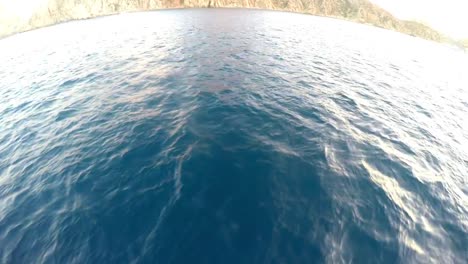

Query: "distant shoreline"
<box><xmin>0</xmin><ymin>4</ymin><xmax>465</xmax><ymax>49</ymax></box>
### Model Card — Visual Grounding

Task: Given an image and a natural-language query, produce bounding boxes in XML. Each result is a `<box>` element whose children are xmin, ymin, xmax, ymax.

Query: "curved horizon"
<box><xmin>0</xmin><ymin>0</ymin><xmax>453</xmax><ymax>44</ymax></box>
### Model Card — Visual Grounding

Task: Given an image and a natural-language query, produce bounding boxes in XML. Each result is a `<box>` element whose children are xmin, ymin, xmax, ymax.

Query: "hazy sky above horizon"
<box><xmin>370</xmin><ymin>0</ymin><xmax>468</xmax><ymax>39</ymax></box>
<box><xmin>1</xmin><ymin>0</ymin><xmax>468</xmax><ymax>39</ymax></box>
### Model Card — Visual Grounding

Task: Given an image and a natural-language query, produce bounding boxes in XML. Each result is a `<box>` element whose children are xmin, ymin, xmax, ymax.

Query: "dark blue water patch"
<box><xmin>331</xmin><ymin>92</ymin><xmax>360</xmax><ymax>113</ymax></box>
<box><xmin>55</xmin><ymin>108</ymin><xmax>79</xmax><ymax>121</ymax></box>
<box><xmin>142</xmin><ymin>141</ymin><xmax>328</xmax><ymax>264</ymax></box>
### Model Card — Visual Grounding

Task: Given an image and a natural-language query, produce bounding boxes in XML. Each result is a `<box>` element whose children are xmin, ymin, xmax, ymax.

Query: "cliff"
<box><xmin>0</xmin><ymin>0</ymin><xmax>444</xmax><ymax>42</ymax></box>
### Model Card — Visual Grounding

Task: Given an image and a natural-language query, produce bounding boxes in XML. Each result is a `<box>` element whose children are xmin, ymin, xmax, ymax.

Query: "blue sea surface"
<box><xmin>0</xmin><ymin>9</ymin><xmax>467</xmax><ymax>264</ymax></box>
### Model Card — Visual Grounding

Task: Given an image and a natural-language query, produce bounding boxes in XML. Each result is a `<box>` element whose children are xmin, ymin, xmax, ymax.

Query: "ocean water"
<box><xmin>0</xmin><ymin>8</ymin><xmax>467</xmax><ymax>264</ymax></box>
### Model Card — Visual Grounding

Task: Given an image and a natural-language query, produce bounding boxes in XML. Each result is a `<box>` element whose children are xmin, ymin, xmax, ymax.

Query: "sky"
<box><xmin>0</xmin><ymin>0</ymin><xmax>46</xmax><ymax>21</ymax></box>
<box><xmin>370</xmin><ymin>0</ymin><xmax>468</xmax><ymax>39</ymax></box>
<box><xmin>1</xmin><ymin>0</ymin><xmax>468</xmax><ymax>39</ymax></box>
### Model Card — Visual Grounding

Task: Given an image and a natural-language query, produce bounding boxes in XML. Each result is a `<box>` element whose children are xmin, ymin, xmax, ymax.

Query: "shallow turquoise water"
<box><xmin>0</xmin><ymin>9</ymin><xmax>467</xmax><ymax>264</ymax></box>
